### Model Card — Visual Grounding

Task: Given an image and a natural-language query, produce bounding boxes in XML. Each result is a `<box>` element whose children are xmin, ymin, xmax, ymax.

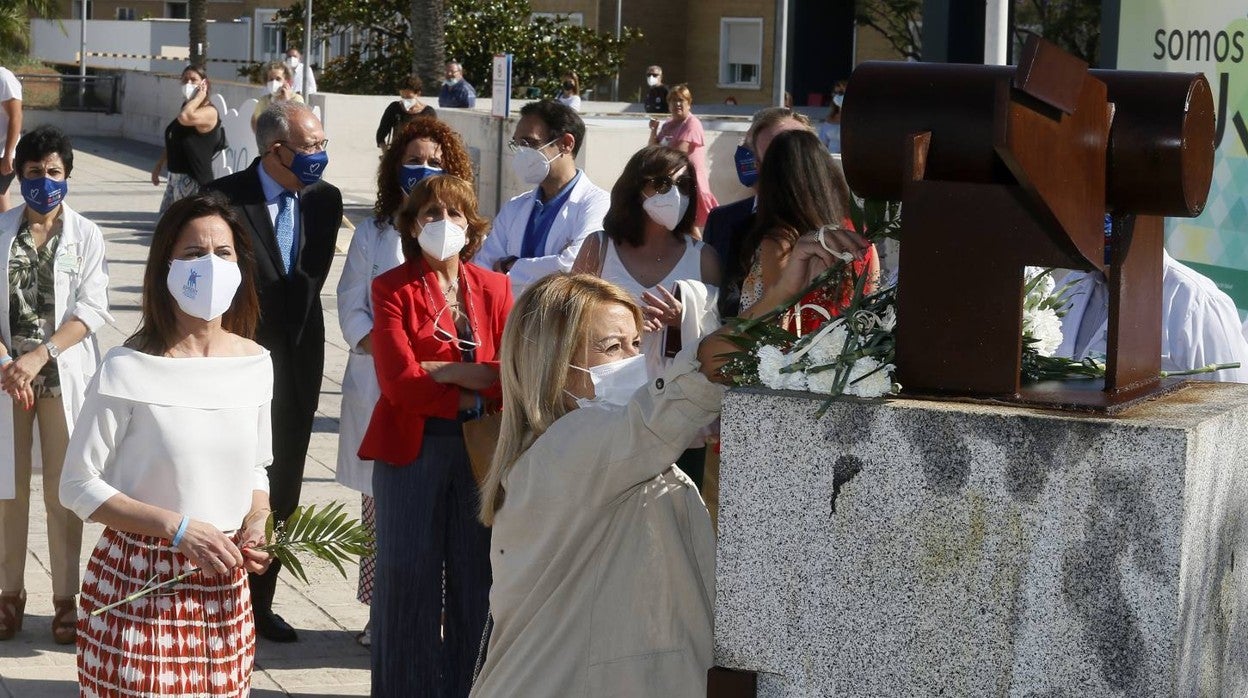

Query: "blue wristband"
<box><xmin>171</xmin><ymin>515</ymin><xmax>190</xmax><ymax>547</ymax></box>
<box><xmin>0</xmin><ymin>355</ymin><xmax>11</xmax><ymax>367</ymax></box>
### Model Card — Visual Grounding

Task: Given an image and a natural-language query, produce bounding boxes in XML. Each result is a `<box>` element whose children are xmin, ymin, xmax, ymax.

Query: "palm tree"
<box><xmin>189</xmin><ymin>0</ymin><xmax>207</xmax><ymax>67</ymax></box>
<box><xmin>0</xmin><ymin>0</ymin><xmax>60</xmax><ymax>56</ymax></box>
<box><xmin>410</xmin><ymin>0</ymin><xmax>445</xmax><ymax>96</ymax></box>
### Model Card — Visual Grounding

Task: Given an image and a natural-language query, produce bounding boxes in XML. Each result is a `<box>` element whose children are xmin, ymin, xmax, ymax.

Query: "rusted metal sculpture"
<box><xmin>839</xmin><ymin>37</ymin><xmax>1214</xmax><ymax>412</ymax></box>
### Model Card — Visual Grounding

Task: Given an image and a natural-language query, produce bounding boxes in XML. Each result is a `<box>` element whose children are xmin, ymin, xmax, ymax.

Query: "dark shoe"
<box><xmin>0</xmin><ymin>590</ymin><xmax>25</xmax><ymax>641</ymax></box>
<box><xmin>255</xmin><ymin>609</ymin><xmax>298</xmax><ymax>642</ymax></box>
<box><xmin>52</xmin><ymin>596</ymin><xmax>77</xmax><ymax>645</ymax></box>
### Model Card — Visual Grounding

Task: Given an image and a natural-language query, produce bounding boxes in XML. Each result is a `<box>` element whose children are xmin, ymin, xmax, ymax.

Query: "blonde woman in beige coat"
<box><xmin>471</xmin><ymin>230</ymin><xmax>865</xmax><ymax>697</ymax></box>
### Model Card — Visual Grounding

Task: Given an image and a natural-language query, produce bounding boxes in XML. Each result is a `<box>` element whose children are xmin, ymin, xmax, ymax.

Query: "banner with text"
<box><xmin>1118</xmin><ymin>3</ymin><xmax>1248</xmax><ymax>313</ymax></box>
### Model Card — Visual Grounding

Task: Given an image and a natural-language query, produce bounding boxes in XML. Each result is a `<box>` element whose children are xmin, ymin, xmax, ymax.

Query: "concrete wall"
<box><xmin>31</xmin><ymin>18</ymin><xmax>254</xmax><ymax>73</ymax></box>
<box><xmin>30</xmin><ymin>70</ymin><xmax>756</xmax><ymax>214</ymax></box>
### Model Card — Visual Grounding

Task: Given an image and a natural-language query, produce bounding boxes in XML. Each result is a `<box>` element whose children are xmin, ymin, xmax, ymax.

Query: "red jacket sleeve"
<box><xmin>370</xmin><ymin>276</ymin><xmax>460</xmax><ymax>419</ymax></box>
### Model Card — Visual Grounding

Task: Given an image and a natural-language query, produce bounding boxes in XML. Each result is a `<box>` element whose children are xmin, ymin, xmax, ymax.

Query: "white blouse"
<box><xmin>60</xmin><ymin>346</ymin><xmax>274</xmax><ymax>531</ymax></box>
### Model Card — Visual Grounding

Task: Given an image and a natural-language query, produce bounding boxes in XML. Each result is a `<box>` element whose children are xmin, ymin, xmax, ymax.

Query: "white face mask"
<box><xmin>166</xmin><ymin>254</ymin><xmax>242</xmax><ymax>322</ymax></box>
<box><xmin>510</xmin><ymin>139</ymin><xmax>558</xmax><ymax>185</ymax></box>
<box><xmin>401</xmin><ymin>97</ymin><xmax>417</xmax><ymax>110</ymax></box>
<box><xmin>418</xmin><ymin>219</ymin><xmax>467</xmax><ymax>261</ymax></box>
<box><xmin>267</xmin><ymin>79</ymin><xmax>284</xmax><ymax>95</ymax></box>
<box><xmin>642</xmin><ymin>186</ymin><xmax>690</xmax><ymax>231</ymax></box>
<box><xmin>285</xmin><ymin>56</ymin><xmax>300</xmax><ymax>69</ymax></box>
<box><xmin>568</xmin><ymin>354</ymin><xmax>649</xmax><ymax>408</ymax></box>
<box><xmin>180</xmin><ymin>82</ymin><xmax>198</xmax><ymax>101</ymax></box>
<box><xmin>646</xmin><ymin>75</ymin><xmax>660</xmax><ymax>87</ymax></box>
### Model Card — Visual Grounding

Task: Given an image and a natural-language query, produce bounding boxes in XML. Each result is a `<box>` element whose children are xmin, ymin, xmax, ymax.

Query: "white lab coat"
<box><xmin>475</xmin><ymin>172</ymin><xmax>610</xmax><ymax>297</ymax></box>
<box><xmin>334</xmin><ymin>217</ymin><xmax>404</xmax><ymax>496</ymax></box>
<box><xmin>292</xmin><ymin>63</ymin><xmax>317</xmax><ymax>95</ymax></box>
<box><xmin>0</xmin><ymin>203</ymin><xmax>112</xmax><ymax>499</ymax></box>
<box><xmin>1057</xmin><ymin>252</ymin><xmax>1248</xmax><ymax>383</ymax></box>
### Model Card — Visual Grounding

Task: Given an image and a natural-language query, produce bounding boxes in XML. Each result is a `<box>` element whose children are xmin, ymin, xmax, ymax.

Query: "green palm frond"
<box><xmin>260</xmin><ymin>502</ymin><xmax>374</xmax><ymax>584</ymax></box>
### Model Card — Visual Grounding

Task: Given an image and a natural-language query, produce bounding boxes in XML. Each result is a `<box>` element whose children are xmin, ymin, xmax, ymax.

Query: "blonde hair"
<box><xmin>479</xmin><ymin>274</ymin><xmax>642</xmax><ymax>526</ymax></box>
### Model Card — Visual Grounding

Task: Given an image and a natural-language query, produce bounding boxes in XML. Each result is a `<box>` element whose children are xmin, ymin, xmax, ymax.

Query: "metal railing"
<box><xmin>15</xmin><ymin>74</ymin><xmax>121</xmax><ymax>114</ymax></box>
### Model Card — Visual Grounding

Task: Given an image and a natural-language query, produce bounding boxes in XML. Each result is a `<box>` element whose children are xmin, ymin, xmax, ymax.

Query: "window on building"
<box><xmin>71</xmin><ymin>0</ymin><xmax>93</xmax><ymax>19</ymax></box>
<box><xmin>720</xmin><ymin>17</ymin><xmax>763</xmax><ymax>88</ymax></box>
<box><xmin>166</xmin><ymin>1</ymin><xmax>187</xmax><ymax>19</ymax></box>
<box><xmin>116</xmin><ymin>7</ymin><xmax>135</xmax><ymax>20</ymax></box>
<box><xmin>262</xmin><ymin>23</ymin><xmax>287</xmax><ymax>60</ymax></box>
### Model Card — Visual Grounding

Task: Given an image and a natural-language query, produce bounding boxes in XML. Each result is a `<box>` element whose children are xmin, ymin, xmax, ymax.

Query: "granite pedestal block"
<box><xmin>714</xmin><ymin>382</ymin><xmax>1248</xmax><ymax>697</ymax></box>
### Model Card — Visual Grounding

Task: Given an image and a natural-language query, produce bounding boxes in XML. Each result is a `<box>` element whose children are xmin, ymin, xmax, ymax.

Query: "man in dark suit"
<box><xmin>206</xmin><ymin>101</ymin><xmax>342</xmax><ymax>642</ymax></box>
<box><xmin>704</xmin><ymin>106</ymin><xmax>812</xmax><ymax>318</ymax></box>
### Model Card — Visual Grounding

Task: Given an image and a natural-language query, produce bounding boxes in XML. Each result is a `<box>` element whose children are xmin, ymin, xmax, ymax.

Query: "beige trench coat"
<box><xmin>471</xmin><ymin>351</ymin><xmax>725</xmax><ymax>698</ymax></box>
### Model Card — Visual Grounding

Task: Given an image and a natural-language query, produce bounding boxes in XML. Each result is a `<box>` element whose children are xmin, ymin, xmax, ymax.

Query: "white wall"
<box><xmin>31</xmin><ymin>18</ymin><xmax>253</xmax><ymax>73</ymax></box>
<box><xmin>32</xmin><ymin>69</ymin><xmax>757</xmax><ymax>215</ymax></box>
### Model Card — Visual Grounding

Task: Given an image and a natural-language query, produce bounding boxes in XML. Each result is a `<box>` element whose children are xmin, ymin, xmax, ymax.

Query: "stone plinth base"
<box><xmin>714</xmin><ymin>383</ymin><xmax>1248</xmax><ymax>697</ymax></box>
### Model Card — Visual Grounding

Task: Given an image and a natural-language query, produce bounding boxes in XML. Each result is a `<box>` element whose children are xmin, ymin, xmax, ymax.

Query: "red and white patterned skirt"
<box><xmin>76</xmin><ymin>528</ymin><xmax>256</xmax><ymax>698</ymax></box>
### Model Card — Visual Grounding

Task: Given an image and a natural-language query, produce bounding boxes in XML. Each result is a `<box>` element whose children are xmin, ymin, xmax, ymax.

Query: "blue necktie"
<box><xmin>275</xmin><ymin>191</ymin><xmax>295</xmax><ymax>275</ymax></box>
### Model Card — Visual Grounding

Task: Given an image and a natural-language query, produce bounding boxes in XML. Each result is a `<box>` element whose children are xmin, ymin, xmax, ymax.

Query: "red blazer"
<box><xmin>358</xmin><ymin>259</ymin><xmax>513</xmax><ymax>465</ymax></box>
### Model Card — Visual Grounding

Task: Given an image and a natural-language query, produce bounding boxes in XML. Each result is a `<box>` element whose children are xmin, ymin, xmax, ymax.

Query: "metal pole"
<box><xmin>78</xmin><ymin>0</ymin><xmax>87</xmax><ymax>78</ymax></box>
<box><xmin>302</xmin><ymin>0</ymin><xmax>313</xmax><ymax>96</ymax></box>
<box><xmin>78</xmin><ymin>0</ymin><xmax>87</xmax><ymax>108</ymax></box>
<box><xmin>495</xmin><ymin>118</ymin><xmax>505</xmax><ymax>212</ymax></box>
<box><xmin>611</xmin><ymin>0</ymin><xmax>621</xmax><ymax>101</ymax></box>
<box><xmin>772</xmin><ymin>0</ymin><xmax>789</xmax><ymax>107</ymax></box>
<box><xmin>984</xmin><ymin>0</ymin><xmax>1008</xmax><ymax>66</ymax></box>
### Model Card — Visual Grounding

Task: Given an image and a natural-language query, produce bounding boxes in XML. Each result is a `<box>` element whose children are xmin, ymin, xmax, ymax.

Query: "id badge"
<box><xmin>55</xmin><ymin>243</ymin><xmax>81</xmax><ymax>274</ymax></box>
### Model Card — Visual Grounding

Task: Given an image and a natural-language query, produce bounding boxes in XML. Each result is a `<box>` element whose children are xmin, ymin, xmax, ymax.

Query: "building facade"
<box><xmin>532</xmin><ymin>0</ymin><xmax>905</xmax><ymax>107</ymax></box>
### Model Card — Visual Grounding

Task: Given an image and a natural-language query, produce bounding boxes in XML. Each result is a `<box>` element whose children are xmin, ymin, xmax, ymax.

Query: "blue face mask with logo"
<box><xmin>399</xmin><ymin>164</ymin><xmax>442</xmax><ymax>195</ymax></box>
<box><xmin>287</xmin><ymin>149</ymin><xmax>329</xmax><ymax>186</ymax></box>
<box><xmin>734</xmin><ymin>145</ymin><xmax>758</xmax><ymax>188</ymax></box>
<box><xmin>21</xmin><ymin>177</ymin><xmax>68</xmax><ymax>214</ymax></box>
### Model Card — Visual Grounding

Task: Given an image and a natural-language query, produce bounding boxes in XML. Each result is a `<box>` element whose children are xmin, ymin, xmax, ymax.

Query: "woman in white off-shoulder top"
<box><xmin>59</xmin><ymin>193</ymin><xmax>275</xmax><ymax>698</ymax></box>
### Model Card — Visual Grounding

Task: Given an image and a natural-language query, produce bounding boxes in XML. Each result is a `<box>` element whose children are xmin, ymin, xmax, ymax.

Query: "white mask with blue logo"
<box><xmin>166</xmin><ymin>253</ymin><xmax>242</xmax><ymax>321</ymax></box>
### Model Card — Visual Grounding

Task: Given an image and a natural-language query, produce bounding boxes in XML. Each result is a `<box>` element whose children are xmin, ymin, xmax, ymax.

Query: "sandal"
<box><xmin>0</xmin><ymin>590</ymin><xmax>25</xmax><ymax>641</ymax></box>
<box><xmin>52</xmin><ymin>596</ymin><xmax>77</xmax><ymax>645</ymax></box>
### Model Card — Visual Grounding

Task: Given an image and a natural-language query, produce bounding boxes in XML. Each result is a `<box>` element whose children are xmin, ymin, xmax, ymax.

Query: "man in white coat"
<box><xmin>1057</xmin><ymin>250</ymin><xmax>1248</xmax><ymax>383</ymax></box>
<box><xmin>475</xmin><ymin>100</ymin><xmax>609</xmax><ymax>297</ymax></box>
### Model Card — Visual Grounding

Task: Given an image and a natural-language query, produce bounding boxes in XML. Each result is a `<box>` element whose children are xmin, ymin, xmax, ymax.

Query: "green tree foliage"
<box><xmin>1014</xmin><ymin>0</ymin><xmax>1101</xmax><ymax>66</ymax></box>
<box><xmin>854</xmin><ymin>0</ymin><xmax>923</xmax><ymax>61</ymax></box>
<box><xmin>0</xmin><ymin>0</ymin><xmax>59</xmax><ymax>56</ymax></box>
<box><xmin>852</xmin><ymin>0</ymin><xmax>1100</xmax><ymax>66</ymax></box>
<box><xmin>274</xmin><ymin>0</ymin><xmax>640</xmax><ymax>97</ymax></box>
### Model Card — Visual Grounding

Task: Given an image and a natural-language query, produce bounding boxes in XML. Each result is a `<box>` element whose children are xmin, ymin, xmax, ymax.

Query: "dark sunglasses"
<box><xmin>644</xmin><ymin>175</ymin><xmax>693</xmax><ymax>195</ymax></box>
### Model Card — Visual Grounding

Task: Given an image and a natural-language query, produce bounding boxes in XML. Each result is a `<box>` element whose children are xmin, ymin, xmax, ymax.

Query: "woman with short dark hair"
<box><xmin>0</xmin><ymin>125</ymin><xmax>111</xmax><ymax>646</ymax></box>
<box><xmin>60</xmin><ymin>192</ymin><xmax>274</xmax><ymax>696</ymax></box>
<box><xmin>358</xmin><ymin>174</ymin><xmax>510</xmax><ymax>697</ymax></box>
<box><xmin>335</xmin><ymin>118</ymin><xmax>473</xmax><ymax>647</ymax></box>
<box><xmin>376</xmin><ymin>74</ymin><xmax>437</xmax><ymax>148</ymax></box>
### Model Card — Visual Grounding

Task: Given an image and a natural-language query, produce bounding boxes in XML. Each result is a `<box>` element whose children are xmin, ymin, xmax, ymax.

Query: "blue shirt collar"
<box><xmin>535</xmin><ymin>170</ymin><xmax>582</xmax><ymax>206</ymax></box>
<box><xmin>257</xmin><ymin>160</ymin><xmax>295</xmax><ymax>202</ymax></box>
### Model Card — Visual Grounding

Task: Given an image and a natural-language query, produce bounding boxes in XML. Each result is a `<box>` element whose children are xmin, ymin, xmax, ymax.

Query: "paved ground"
<box><xmin>0</xmin><ymin>137</ymin><xmax>381</xmax><ymax>697</ymax></box>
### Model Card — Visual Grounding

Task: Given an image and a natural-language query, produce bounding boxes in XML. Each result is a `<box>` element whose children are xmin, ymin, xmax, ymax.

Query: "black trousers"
<box><xmin>249</xmin><ymin>344</ymin><xmax>320</xmax><ymax>614</ymax></box>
